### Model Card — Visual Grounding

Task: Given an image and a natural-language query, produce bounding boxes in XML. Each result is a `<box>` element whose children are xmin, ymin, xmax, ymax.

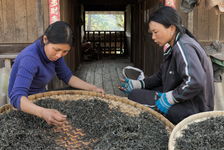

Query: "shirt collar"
<box><xmin>36</xmin><ymin>39</ymin><xmax>51</xmax><ymax>63</ymax></box>
<box><xmin>163</xmin><ymin>32</ymin><xmax>181</xmax><ymax>56</ymax></box>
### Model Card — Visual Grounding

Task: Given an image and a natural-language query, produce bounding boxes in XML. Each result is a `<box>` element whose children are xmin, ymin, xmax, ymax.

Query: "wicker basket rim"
<box><xmin>0</xmin><ymin>90</ymin><xmax>174</xmax><ymax>132</ymax></box>
<box><xmin>168</xmin><ymin>111</ymin><xmax>224</xmax><ymax>150</ymax></box>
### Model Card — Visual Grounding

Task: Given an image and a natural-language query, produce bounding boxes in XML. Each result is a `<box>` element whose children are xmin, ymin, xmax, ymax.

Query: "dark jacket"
<box><xmin>143</xmin><ymin>33</ymin><xmax>214</xmax><ymax>122</ymax></box>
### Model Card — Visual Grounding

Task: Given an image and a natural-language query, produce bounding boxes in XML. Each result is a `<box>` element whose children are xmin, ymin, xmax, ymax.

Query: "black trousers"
<box><xmin>128</xmin><ymin>89</ymin><xmax>199</xmax><ymax>125</ymax></box>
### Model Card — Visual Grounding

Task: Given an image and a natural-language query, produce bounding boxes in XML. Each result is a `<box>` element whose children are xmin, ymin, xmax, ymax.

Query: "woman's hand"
<box><xmin>40</xmin><ymin>108</ymin><xmax>67</xmax><ymax>126</ymax></box>
<box><xmin>68</xmin><ymin>76</ymin><xmax>105</xmax><ymax>94</ymax></box>
<box><xmin>20</xmin><ymin>97</ymin><xmax>67</xmax><ymax>126</ymax></box>
<box><xmin>91</xmin><ymin>86</ymin><xmax>105</xmax><ymax>94</ymax></box>
<box><xmin>118</xmin><ymin>78</ymin><xmax>145</xmax><ymax>94</ymax></box>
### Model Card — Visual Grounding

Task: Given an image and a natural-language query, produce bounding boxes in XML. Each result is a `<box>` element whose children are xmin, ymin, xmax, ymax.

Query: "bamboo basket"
<box><xmin>169</xmin><ymin>111</ymin><xmax>224</xmax><ymax>150</ymax></box>
<box><xmin>0</xmin><ymin>90</ymin><xmax>174</xmax><ymax>149</ymax></box>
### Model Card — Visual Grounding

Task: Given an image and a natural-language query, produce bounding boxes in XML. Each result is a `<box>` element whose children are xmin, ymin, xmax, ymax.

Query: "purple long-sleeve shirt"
<box><xmin>8</xmin><ymin>39</ymin><xmax>73</xmax><ymax>109</ymax></box>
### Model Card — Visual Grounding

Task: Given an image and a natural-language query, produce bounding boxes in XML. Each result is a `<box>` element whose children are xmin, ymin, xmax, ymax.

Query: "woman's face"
<box><xmin>149</xmin><ymin>21</ymin><xmax>175</xmax><ymax>47</ymax></box>
<box><xmin>43</xmin><ymin>36</ymin><xmax>71</xmax><ymax>61</ymax></box>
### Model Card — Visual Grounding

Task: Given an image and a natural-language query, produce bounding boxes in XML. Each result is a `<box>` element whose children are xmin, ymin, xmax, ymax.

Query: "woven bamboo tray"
<box><xmin>0</xmin><ymin>90</ymin><xmax>174</xmax><ymax>149</ymax></box>
<box><xmin>169</xmin><ymin>111</ymin><xmax>224</xmax><ymax>150</ymax></box>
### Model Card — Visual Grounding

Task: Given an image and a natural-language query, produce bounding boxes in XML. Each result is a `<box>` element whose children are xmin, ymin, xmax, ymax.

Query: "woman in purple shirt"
<box><xmin>8</xmin><ymin>21</ymin><xmax>104</xmax><ymax>126</ymax></box>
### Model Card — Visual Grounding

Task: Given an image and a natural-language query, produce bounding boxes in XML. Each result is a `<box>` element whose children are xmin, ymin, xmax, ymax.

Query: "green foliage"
<box><xmin>85</xmin><ymin>13</ymin><xmax>124</xmax><ymax>31</ymax></box>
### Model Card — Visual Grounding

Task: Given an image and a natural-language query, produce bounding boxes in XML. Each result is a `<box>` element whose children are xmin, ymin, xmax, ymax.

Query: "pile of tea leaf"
<box><xmin>175</xmin><ymin>116</ymin><xmax>224</xmax><ymax>150</ymax></box>
<box><xmin>0</xmin><ymin>107</ymin><xmax>65</xmax><ymax>149</ymax></box>
<box><xmin>0</xmin><ymin>98</ymin><xmax>169</xmax><ymax>149</ymax></box>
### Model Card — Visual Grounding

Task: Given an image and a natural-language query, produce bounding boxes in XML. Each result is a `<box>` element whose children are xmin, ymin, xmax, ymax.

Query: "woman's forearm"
<box><xmin>20</xmin><ymin>96</ymin><xmax>67</xmax><ymax>126</ymax></box>
<box><xmin>20</xmin><ymin>96</ymin><xmax>44</xmax><ymax>118</ymax></box>
<box><xmin>68</xmin><ymin>76</ymin><xmax>97</xmax><ymax>91</ymax></box>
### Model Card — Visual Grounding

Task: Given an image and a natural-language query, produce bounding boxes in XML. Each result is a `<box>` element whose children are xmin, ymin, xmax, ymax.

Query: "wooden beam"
<box><xmin>0</xmin><ymin>43</ymin><xmax>29</xmax><ymax>53</ymax></box>
<box><xmin>188</xmin><ymin>11</ymin><xmax>194</xmax><ymax>33</ymax></box>
<box><xmin>80</xmin><ymin>0</ymin><xmax>136</xmax><ymax>5</ymax></box>
<box><xmin>36</xmin><ymin>0</ymin><xmax>45</xmax><ymax>37</ymax></box>
<box><xmin>0</xmin><ymin>53</ymin><xmax>19</xmax><ymax>69</ymax></box>
<box><xmin>84</xmin><ymin>4</ymin><xmax>126</xmax><ymax>11</ymax></box>
<box><xmin>217</xmin><ymin>13</ymin><xmax>220</xmax><ymax>41</ymax></box>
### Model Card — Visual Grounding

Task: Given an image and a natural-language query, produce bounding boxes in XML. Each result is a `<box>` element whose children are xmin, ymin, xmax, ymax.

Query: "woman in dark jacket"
<box><xmin>120</xmin><ymin>6</ymin><xmax>214</xmax><ymax>124</ymax></box>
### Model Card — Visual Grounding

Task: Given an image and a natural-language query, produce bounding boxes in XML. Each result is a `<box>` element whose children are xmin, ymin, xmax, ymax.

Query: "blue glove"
<box><xmin>155</xmin><ymin>91</ymin><xmax>176</xmax><ymax>115</ymax></box>
<box><xmin>120</xmin><ymin>78</ymin><xmax>145</xmax><ymax>94</ymax></box>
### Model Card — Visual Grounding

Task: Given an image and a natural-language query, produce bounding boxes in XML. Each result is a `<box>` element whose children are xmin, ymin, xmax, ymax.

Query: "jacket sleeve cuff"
<box><xmin>140</xmin><ymin>80</ymin><xmax>145</xmax><ymax>88</ymax></box>
<box><xmin>64</xmin><ymin>73</ymin><xmax>73</xmax><ymax>84</ymax></box>
<box><xmin>167</xmin><ymin>91</ymin><xmax>178</xmax><ymax>104</ymax></box>
<box><xmin>10</xmin><ymin>95</ymin><xmax>22</xmax><ymax>110</ymax></box>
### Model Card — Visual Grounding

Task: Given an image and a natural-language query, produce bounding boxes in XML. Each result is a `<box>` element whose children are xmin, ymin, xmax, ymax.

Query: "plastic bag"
<box><xmin>122</xmin><ymin>66</ymin><xmax>145</xmax><ymax>80</ymax></box>
<box><xmin>0</xmin><ymin>67</ymin><xmax>10</xmax><ymax>106</ymax></box>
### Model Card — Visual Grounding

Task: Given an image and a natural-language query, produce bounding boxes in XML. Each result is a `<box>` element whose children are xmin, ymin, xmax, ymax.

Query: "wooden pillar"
<box><xmin>188</xmin><ymin>11</ymin><xmax>194</xmax><ymax>33</ymax></box>
<box><xmin>36</xmin><ymin>0</ymin><xmax>45</xmax><ymax>36</ymax></box>
<box><xmin>217</xmin><ymin>13</ymin><xmax>220</xmax><ymax>41</ymax></box>
<box><xmin>0</xmin><ymin>53</ymin><xmax>18</xmax><ymax>70</ymax></box>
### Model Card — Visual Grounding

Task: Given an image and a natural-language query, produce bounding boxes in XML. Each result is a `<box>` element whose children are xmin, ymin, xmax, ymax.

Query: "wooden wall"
<box><xmin>126</xmin><ymin>5</ymin><xmax>132</xmax><ymax>56</ymax></box>
<box><xmin>0</xmin><ymin>0</ymin><xmax>81</xmax><ymax>70</ymax></box>
<box><xmin>0</xmin><ymin>0</ymin><xmax>49</xmax><ymax>55</ymax></box>
<box><xmin>0</xmin><ymin>0</ymin><xmax>82</xmax><ymax>90</ymax></box>
<box><xmin>176</xmin><ymin>0</ymin><xmax>224</xmax><ymax>45</ymax></box>
<box><xmin>131</xmin><ymin>0</ymin><xmax>163</xmax><ymax>76</ymax></box>
<box><xmin>0</xmin><ymin>0</ymin><xmax>49</xmax><ymax>44</ymax></box>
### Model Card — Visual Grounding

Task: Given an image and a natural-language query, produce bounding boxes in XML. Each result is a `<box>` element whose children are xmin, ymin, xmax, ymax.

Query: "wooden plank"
<box><xmin>2</xmin><ymin>0</ymin><xmax>16</xmax><ymax>43</ymax></box>
<box><xmin>73</xmin><ymin>0</ymin><xmax>81</xmax><ymax>70</ymax></box>
<box><xmin>75</xmin><ymin>58</ymin><xmax>133</xmax><ymax>96</ymax></box>
<box><xmin>208</xmin><ymin>8</ymin><xmax>218</xmax><ymax>41</ymax></box>
<box><xmin>220</xmin><ymin>14</ymin><xmax>224</xmax><ymax>40</ymax></box>
<box><xmin>136</xmin><ymin>2</ymin><xmax>141</xmax><ymax>68</ymax></box>
<box><xmin>94</xmin><ymin>60</ymin><xmax>103</xmax><ymax>88</ymax></box>
<box><xmin>102</xmin><ymin>59</ymin><xmax>114</xmax><ymax>94</ymax></box>
<box><xmin>131</xmin><ymin>4</ymin><xmax>137</xmax><ymax>63</ymax></box>
<box><xmin>82</xmin><ymin>63</ymin><xmax>90</xmax><ymax>81</ymax></box>
<box><xmin>0</xmin><ymin>43</ymin><xmax>29</xmax><ymax>53</ymax></box>
<box><xmin>85</xmin><ymin>62</ymin><xmax>95</xmax><ymax>84</ymax></box>
<box><xmin>66</xmin><ymin>0</ymin><xmax>79</xmax><ymax>72</ymax></box>
<box><xmin>142</xmin><ymin>0</ymin><xmax>147</xmax><ymax>75</ymax></box>
<box><xmin>137</xmin><ymin>2</ymin><xmax>143</xmax><ymax>68</ymax></box>
<box><xmin>109</xmin><ymin>32</ymin><xmax>112</xmax><ymax>54</ymax></box>
<box><xmin>0</xmin><ymin>0</ymin><xmax>3</xmax><ymax>42</ymax></box>
<box><xmin>0</xmin><ymin>53</ymin><xmax>18</xmax><ymax>69</ymax></box>
<box><xmin>42</xmin><ymin>0</ymin><xmax>49</xmax><ymax>30</ymax></box>
<box><xmin>104</xmin><ymin>31</ymin><xmax>106</xmax><ymax>53</ymax></box>
<box><xmin>14</xmin><ymin>0</ymin><xmax>27</xmax><ymax>43</ymax></box>
<box><xmin>62</xmin><ymin>0</ymin><xmax>70</xmax><ymax>22</ymax></box>
<box><xmin>26</xmin><ymin>0</ymin><xmax>38</xmax><ymax>42</ymax></box>
<box><xmin>217</xmin><ymin>13</ymin><xmax>220</xmax><ymax>41</ymax></box>
<box><xmin>36</xmin><ymin>0</ymin><xmax>44</xmax><ymax>37</ymax></box>
<box><xmin>115</xmin><ymin>32</ymin><xmax>117</xmax><ymax>53</ymax></box>
<box><xmin>0</xmin><ymin>53</ymin><xmax>18</xmax><ymax>59</ymax></box>
<box><xmin>60</xmin><ymin>0</ymin><xmax>65</xmax><ymax>21</ymax></box>
<box><xmin>187</xmin><ymin>11</ymin><xmax>194</xmax><ymax>33</ymax></box>
<box><xmin>113</xmin><ymin>63</ymin><xmax>126</xmax><ymax>97</ymax></box>
<box><xmin>197</xmin><ymin>0</ymin><xmax>209</xmax><ymax>41</ymax></box>
<box><xmin>193</xmin><ymin>5</ymin><xmax>198</xmax><ymax>37</ymax></box>
<box><xmin>176</xmin><ymin>0</ymin><xmax>188</xmax><ymax>27</ymax></box>
<box><xmin>75</xmin><ymin>63</ymin><xmax>88</xmax><ymax>81</ymax></box>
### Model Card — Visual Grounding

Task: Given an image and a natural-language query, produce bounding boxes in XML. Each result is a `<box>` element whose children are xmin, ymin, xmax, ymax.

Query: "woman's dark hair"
<box><xmin>42</xmin><ymin>21</ymin><xmax>74</xmax><ymax>46</ymax></box>
<box><xmin>149</xmin><ymin>6</ymin><xmax>196</xmax><ymax>40</ymax></box>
